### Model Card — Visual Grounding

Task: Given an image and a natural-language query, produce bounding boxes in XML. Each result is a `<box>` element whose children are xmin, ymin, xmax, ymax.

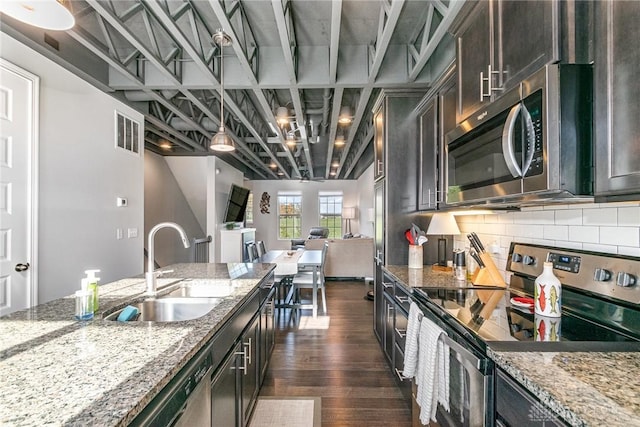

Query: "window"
<box><xmin>319</xmin><ymin>192</ymin><xmax>343</xmax><ymax>238</ymax></box>
<box><xmin>245</xmin><ymin>192</ymin><xmax>253</xmax><ymax>224</ymax></box>
<box><xmin>115</xmin><ymin>111</ymin><xmax>140</xmax><ymax>155</ymax></box>
<box><xmin>278</xmin><ymin>193</ymin><xmax>302</xmax><ymax>239</ymax></box>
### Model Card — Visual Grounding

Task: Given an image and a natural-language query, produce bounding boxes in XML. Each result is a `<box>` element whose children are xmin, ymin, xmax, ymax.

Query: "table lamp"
<box><xmin>426</xmin><ymin>212</ymin><xmax>460</xmax><ymax>266</ymax></box>
<box><xmin>342</xmin><ymin>207</ymin><xmax>356</xmax><ymax>234</ymax></box>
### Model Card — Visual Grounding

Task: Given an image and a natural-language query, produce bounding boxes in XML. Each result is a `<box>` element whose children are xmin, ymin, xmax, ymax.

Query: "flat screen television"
<box><xmin>223</xmin><ymin>184</ymin><xmax>251</xmax><ymax>224</ymax></box>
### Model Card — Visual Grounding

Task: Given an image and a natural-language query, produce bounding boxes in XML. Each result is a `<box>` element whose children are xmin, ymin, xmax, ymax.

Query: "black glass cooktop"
<box><xmin>412</xmin><ymin>287</ymin><xmax>640</xmax><ymax>352</ymax></box>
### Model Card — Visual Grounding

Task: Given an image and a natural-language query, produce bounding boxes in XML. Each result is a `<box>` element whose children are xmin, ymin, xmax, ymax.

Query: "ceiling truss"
<box><xmin>0</xmin><ymin>0</ymin><xmax>464</xmax><ymax>180</ymax></box>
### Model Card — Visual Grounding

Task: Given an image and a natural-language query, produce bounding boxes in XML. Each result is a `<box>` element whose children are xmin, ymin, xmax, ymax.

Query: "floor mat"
<box><xmin>248</xmin><ymin>396</ymin><xmax>321</xmax><ymax>427</ymax></box>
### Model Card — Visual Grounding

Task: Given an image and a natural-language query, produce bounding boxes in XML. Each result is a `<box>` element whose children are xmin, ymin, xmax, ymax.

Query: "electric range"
<box><xmin>412</xmin><ymin>243</ymin><xmax>640</xmax><ymax>353</ymax></box>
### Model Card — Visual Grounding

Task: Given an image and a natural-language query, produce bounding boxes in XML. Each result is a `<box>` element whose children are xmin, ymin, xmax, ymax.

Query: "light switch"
<box><xmin>127</xmin><ymin>228</ymin><xmax>138</xmax><ymax>238</ymax></box>
<box><xmin>116</xmin><ymin>197</ymin><xmax>128</xmax><ymax>207</ymax></box>
<box><xmin>116</xmin><ymin>228</ymin><xmax>123</xmax><ymax>240</ymax></box>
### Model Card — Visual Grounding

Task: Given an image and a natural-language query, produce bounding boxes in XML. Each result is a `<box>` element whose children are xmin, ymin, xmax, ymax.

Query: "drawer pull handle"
<box><xmin>394</xmin><ymin>368</ymin><xmax>409</xmax><ymax>381</ymax></box>
<box><xmin>395</xmin><ymin>328</ymin><xmax>407</xmax><ymax>338</ymax></box>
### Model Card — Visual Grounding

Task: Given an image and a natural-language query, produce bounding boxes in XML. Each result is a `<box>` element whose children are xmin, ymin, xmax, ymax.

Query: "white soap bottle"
<box><xmin>84</xmin><ymin>269</ymin><xmax>101</xmax><ymax>313</ymax></box>
<box><xmin>534</xmin><ymin>262</ymin><xmax>561</xmax><ymax>317</ymax></box>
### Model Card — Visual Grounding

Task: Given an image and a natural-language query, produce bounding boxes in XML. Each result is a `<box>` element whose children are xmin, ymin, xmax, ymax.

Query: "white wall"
<box><xmin>247</xmin><ymin>179</ymin><xmax>361</xmax><ymax>250</ymax></box>
<box><xmin>357</xmin><ymin>164</ymin><xmax>375</xmax><ymax>237</ymax></box>
<box><xmin>450</xmin><ymin>202</ymin><xmax>640</xmax><ymax>281</ymax></box>
<box><xmin>208</xmin><ymin>157</ymin><xmax>244</xmax><ymax>262</ymax></box>
<box><xmin>144</xmin><ymin>152</ymin><xmax>204</xmax><ymax>268</ymax></box>
<box><xmin>1</xmin><ymin>33</ymin><xmax>144</xmax><ymax>303</ymax></box>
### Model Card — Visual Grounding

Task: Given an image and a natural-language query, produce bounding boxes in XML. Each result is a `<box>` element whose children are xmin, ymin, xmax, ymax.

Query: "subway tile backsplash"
<box><xmin>453</xmin><ymin>202</ymin><xmax>640</xmax><ymax>279</ymax></box>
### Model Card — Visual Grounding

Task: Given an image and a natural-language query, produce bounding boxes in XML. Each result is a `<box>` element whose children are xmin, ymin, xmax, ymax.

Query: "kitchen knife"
<box><xmin>467</xmin><ymin>234</ymin><xmax>482</xmax><ymax>253</ymax></box>
<box><xmin>470</xmin><ymin>232</ymin><xmax>486</xmax><ymax>252</ymax></box>
<box><xmin>470</xmin><ymin>249</ymin><xmax>485</xmax><ymax>268</ymax></box>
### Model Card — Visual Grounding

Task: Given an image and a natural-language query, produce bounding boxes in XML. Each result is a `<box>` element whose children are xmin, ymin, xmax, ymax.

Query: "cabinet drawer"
<box><xmin>394</xmin><ymin>282</ymin><xmax>412</xmax><ymax>313</ymax></box>
<box><xmin>395</xmin><ymin>307</ymin><xmax>408</xmax><ymax>350</ymax></box>
<box><xmin>393</xmin><ymin>341</ymin><xmax>412</xmax><ymax>402</ymax></box>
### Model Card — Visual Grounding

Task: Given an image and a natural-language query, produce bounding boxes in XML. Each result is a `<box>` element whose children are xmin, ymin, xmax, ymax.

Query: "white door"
<box><xmin>0</xmin><ymin>60</ymin><xmax>38</xmax><ymax>316</ymax></box>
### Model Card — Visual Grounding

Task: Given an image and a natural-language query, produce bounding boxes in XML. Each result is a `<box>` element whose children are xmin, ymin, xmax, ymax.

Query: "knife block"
<box><xmin>471</xmin><ymin>253</ymin><xmax>507</xmax><ymax>288</ymax></box>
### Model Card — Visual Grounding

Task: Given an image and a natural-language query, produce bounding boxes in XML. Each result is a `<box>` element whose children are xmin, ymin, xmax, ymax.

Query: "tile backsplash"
<box><xmin>452</xmin><ymin>202</ymin><xmax>640</xmax><ymax>279</ymax></box>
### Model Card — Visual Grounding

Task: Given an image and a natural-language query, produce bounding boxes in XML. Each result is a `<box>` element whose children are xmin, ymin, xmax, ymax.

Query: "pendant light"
<box><xmin>210</xmin><ymin>29</ymin><xmax>235</xmax><ymax>152</ymax></box>
<box><xmin>0</xmin><ymin>0</ymin><xmax>75</xmax><ymax>30</ymax></box>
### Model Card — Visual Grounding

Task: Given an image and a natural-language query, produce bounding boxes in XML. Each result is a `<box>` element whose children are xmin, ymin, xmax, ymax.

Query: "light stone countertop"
<box><xmin>0</xmin><ymin>262</ymin><xmax>275</xmax><ymax>427</ymax></box>
<box><xmin>384</xmin><ymin>265</ymin><xmax>640</xmax><ymax>427</ymax></box>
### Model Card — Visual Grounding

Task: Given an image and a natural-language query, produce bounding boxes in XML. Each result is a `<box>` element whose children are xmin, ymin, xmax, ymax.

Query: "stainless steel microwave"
<box><xmin>444</xmin><ymin>64</ymin><xmax>593</xmax><ymax>206</ymax></box>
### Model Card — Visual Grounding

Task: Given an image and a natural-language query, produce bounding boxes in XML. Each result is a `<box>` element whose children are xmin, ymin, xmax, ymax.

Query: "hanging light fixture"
<box><xmin>0</xmin><ymin>0</ymin><xmax>75</xmax><ymax>30</ymax></box>
<box><xmin>338</xmin><ymin>106</ymin><xmax>353</xmax><ymax>124</ymax></box>
<box><xmin>275</xmin><ymin>106</ymin><xmax>290</xmax><ymax>127</ymax></box>
<box><xmin>285</xmin><ymin>132</ymin><xmax>297</xmax><ymax>149</ymax></box>
<box><xmin>210</xmin><ymin>29</ymin><xmax>235</xmax><ymax>152</ymax></box>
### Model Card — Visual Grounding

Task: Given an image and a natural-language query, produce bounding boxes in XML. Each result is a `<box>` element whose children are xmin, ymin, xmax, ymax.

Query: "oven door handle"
<box><xmin>501</xmin><ymin>102</ymin><xmax>523</xmax><ymax>178</ymax></box>
<box><xmin>441</xmin><ymin>333</ymin><xmax>483</xmax><ymax>371</ymax></box>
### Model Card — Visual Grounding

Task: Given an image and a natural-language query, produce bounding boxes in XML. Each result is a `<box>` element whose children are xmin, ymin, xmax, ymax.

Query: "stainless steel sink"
<box><xmin>167</xmin><ymin>280</ymin><xmax>235</xmax><ymax>298</ymax></box>
<box><xmin>105</xmin><ymin>297</ymin><xmax>223</xmax><ymax>322</ymax></box>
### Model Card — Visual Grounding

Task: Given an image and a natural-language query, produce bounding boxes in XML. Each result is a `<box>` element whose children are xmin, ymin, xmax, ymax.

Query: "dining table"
<box><xmin>258</xmin><ymin>249</ymin><xmax>323</xmax><ymax>318</ymax></box>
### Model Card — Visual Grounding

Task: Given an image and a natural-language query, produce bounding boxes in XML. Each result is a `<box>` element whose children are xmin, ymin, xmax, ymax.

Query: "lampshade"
<box><xmin>342</xmin><ymin>207</ymin><xmax>356</xmax><ymax>219</ymax></box>
<box><xmin>210</xmin><ymin>29</ymin><xmax>235</xmax><ymax>152</ymax></box>
<box><xmin>426</xmin><ymin>213</ymin><xmax>460</xmax><ymax>236</ymax></box>
<box><xmin>210</xmin><ymin>126</ymin><xmax>234</xmax><ymax>151</ymax></box>
<box><xmin>1</xmin><ymin>0</ymin><xmax>75</xmax><ymax>30</ymax></box>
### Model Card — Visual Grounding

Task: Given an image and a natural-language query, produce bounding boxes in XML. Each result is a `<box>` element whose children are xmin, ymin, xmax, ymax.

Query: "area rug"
<box><xmin>297</xmin><ymin>315</ymin><xmax>330</xmax><ymax>330</ymax></box>
<box><xmin>248</xmin><ymin>396</ymin><xmax>321</xmax><ymax>427</ymax></box>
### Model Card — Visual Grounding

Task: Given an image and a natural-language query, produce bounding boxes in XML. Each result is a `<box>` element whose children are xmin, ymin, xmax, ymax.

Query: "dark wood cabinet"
<box><xmin>594</xmin><ymin>1</ymin><xmax>640</xmax><ymax>201</ymax></box>
<box><xmin>418</xmin><ymin>66</ymin><xmax>457</xmax><ymax>211</ymax></box>
<box><xmin>453</xmin><ymin>0</ymin><xmax>561</xmax><ymax>122</ymax></box>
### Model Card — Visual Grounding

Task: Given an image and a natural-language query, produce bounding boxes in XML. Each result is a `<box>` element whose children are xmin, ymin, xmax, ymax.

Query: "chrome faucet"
<box><xmin>146</xmin><ymin>222</ymin><xmax>190</xmax><ymax>295</ymax></box>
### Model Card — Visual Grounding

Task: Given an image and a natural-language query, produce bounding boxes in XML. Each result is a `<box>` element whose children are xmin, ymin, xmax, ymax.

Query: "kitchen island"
<box><xmin>0</xmin><ymin>262</ymin><xmax>275</xmax><ymax>426</ymax></box>
<box><xmin>383</xmin><ymin>265</ymin><xmax>640</xmax><ymax>427</ymax></box>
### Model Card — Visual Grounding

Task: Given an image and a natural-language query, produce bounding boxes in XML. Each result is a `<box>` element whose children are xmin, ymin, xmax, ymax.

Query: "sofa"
<box><xmin>290</xmin><ymin>227</ymin><xmax>330</xmax><ymax>250</ymax></box>
<box><xmin>304</xmin><ymin>237</ymin><xmax>374</xmax><ymax>279</ymax></box>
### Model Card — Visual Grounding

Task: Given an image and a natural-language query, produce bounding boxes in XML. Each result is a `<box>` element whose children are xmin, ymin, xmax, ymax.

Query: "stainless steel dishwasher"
<box><xmin>129</xmin><ymin>346</ymin><xmax>213</xmax><ymax>427</ymax></box>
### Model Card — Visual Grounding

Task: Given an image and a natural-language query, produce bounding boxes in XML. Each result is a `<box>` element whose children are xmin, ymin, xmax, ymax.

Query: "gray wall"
<box><xmin>1</xmin><ymin>33</ymin><xmax>144</xmax><ymax>303</ymax></box>
<box><xmin>144</xmin><ymin>152</ymin><xmax>204</xmax><ymax>268</ymax></box>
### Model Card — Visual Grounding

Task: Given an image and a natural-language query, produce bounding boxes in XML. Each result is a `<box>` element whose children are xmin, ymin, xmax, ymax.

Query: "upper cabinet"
<box><xmin>594</xmin><ymin>1</ymin><xmax>640</xmax><ymax>201</ymax></box>
<box><xmin>453</xmin><ymin>0</ymin><xmax>561</xmax><ymax>122</ymax></box>
<box><xmin>418</xmin><ymin>66</ymin><xmax>457</xmax><ymax>211</ymax></box>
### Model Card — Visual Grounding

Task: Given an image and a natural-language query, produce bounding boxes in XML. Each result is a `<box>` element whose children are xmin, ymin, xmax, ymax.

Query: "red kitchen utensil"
<box><xmin>405</xmin><ymin>229</ymin><xmax>415</xmax><ymax>245</ymax></box>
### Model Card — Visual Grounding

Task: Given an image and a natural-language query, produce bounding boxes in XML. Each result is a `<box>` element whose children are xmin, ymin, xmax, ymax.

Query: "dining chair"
<box><xmin>256</xmin><ymin>240</ymin><xmax>267</xmax><ymax>257</ymax></box>
<box><xmin>245</xmin><ymin>241</ymin><xmax>259</xmax><ymax>262</ymax></box>
<box><xmin>291</xmin><ymin>241</ymin><xmax>329</xmax><ymax>314</ymax></box>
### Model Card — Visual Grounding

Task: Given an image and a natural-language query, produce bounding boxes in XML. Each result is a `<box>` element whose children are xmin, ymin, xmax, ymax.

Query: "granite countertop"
<box><xmin>383</xmin><ymin>265</ymin><xmax>640</xmax><ymax>427</ymax></box>
<box><xmin>0</xmin><ymin>262</ymin><xmax>275</xmax><ymax>427</ymax></box>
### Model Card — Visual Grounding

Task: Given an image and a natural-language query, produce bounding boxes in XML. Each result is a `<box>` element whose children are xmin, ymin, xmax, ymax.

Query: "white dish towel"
<box><xmin>402</xmin><ymin>302</ymin><xmax>421</xmax><ymax>378</ymax></box>
<box><xmin>415</xmin><ymin>316</ymin><xmax>450</xmax><ymax>425</ymax></box>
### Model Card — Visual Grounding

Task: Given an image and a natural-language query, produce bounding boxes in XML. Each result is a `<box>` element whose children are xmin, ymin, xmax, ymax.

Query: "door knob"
<box><xmin>15</xmin><ymin>263</ymin><xmax>30</xmax><ymax>272</ymax></box>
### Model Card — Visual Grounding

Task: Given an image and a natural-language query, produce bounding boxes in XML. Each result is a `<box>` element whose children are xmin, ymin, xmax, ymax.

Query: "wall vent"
<box><xmin>115</xmin><ymin>111</ymin><xmax>140</xmax><ymax>155</ymax></box>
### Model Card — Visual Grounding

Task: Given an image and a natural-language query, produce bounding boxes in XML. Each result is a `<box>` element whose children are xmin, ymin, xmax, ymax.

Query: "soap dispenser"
<box><xmin>84</xmin><ymin>269</ymin><xmax>101</xmax><ymax>313</ymax></box>
<box><xmin>75</xmin><ymin>278</ymin><xmax>94</xmax><ymax>320</ymax></box>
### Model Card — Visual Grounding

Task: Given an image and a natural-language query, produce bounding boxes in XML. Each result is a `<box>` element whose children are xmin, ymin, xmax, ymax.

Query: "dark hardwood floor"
<box><xmin>259</xmin><ymin>280</ymin><xmax>412</xmax><ymax>427</ymax></box>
